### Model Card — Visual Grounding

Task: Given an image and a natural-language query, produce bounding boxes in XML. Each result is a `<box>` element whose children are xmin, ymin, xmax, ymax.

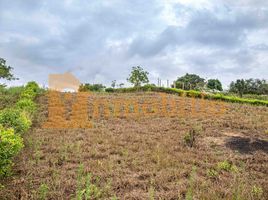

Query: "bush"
<box><xmin>20</xmin><ymin>88</ymin><xmax>37</xmax><ymax>100</ymax></box>
<box><xmin>19</xmin><ymin>81</ymin><xmax>40</xmax><ymax>100</ymax></box>
<box><xmin>105</xmin><ymin>88</ymin><xmax>115</xmax><ymax>92</ymax></box>
<box><xmin>16</xmin><ymin>98</ymin><xmax>37</xmax><ymax>116</ymax></box>
<box><xmin>25</xmin><ymin>81</ymin><xmax>39</xmax><ymax>92</ymax></box>
<box><xmin>0</xmin><ymin>125</ymin><xmax>24</xmax><ymax>177</ymax></box>
<box><xmin>0</xmin><ymin>108</ymin><xmax>31</xmax><ymax>134</ymax></box>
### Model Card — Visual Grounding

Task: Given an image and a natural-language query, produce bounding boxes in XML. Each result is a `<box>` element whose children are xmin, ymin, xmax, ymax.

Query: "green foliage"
<box><xmin>19</xmin><ymin>81</ymin><xmax>41</xmax><ymax>100</ymax></box>
<box><xmin>20</xmin><ymin>88</ymin><xmax>37</xmax><ymax>100</ymax></box>
<box><xmin>207</xmin><ymin>79</ymin><xmax>223</xmax><ymax>91</ymax></box>
<box><xmin>25</xmin><ymin>81</ymin><xmax>39</xmax><ymax>92</ymax></box>
<box><xmin>105</xmin><ymin>87</ymin><xmax>115</xmax><ymax>92</ymax></box>
<box><xmin>0</xmin><ymin>58</ymin><xmax>16</xmax><ymax>81</ymax></box>
<box><xmin>79</xmin><ymin>83</ymin><xmax>106</xmax><ymax>92</ymax></box>
<box><xmin>229</xmin><ymin>79</ymin><xmax>246</xmax><ymax>97</ymax></box>
<box><xmin>0</xmin><ymin>81</ymin><xmax>39</xmax><ymax>177</ymax></box>
<box><xmin>16</xmin><ymin>98</ymin><xmax>37</xmax><ymax>116</ymax></box>
<box><xmin>0</xmin><ymin>125</ymin><xmax>24</xmax><ymax>177</ymax></box>
<box><xmin>127</xmin><ymin>66</ymin><xmax>149</xmax><ymax>87</ymax></box>
<box><xmin>0</xmin><ymin>108</ymin><xmax>31</xmax><ymax>134</ymax></box>
<box><xmin>230</xmin><ymin>78</ymin><xmax>268</xmax><ymax>97</ymax></box>
<box><xmin>175</xmin><ymin>73</ymin><xmax>205</xmax><ymax>90</ymax></box>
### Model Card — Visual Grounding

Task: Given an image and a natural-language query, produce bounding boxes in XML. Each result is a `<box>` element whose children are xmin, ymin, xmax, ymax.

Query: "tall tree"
<box><xmin>0</xmin><ymin>58</ymin><xmax>16</xmax><ymax>81</ymax></box>
<box><xmin>127</xmin><ymin>66</ymin><xmax>149</xmax><ymax>87</ymax></box>
<box><xmin>175</xmin><ymin>73</ymin><xmax>205</xmax><ymax>90</ymax></box>
<box><xmin>111</xmin><ymin>80</ymin><xmax>116</xmax><ymax>88</ymax></box>
<box><xmin>207</xmin><ymin>79</ymin><xmax>223</xmax><ymax>91</ymax></box>
<box><xmin>229</xmin><ymin>78</ymin><xmax>268</xmax><ymax>96</ymax></box>
<box><xmin>229</xmin><ymin>79</ymin><xmax>247</xmax><ymax>97</ymax></box>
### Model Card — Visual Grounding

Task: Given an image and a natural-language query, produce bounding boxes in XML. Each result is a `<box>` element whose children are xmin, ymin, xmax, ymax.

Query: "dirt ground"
<box><xmin>0</xmin><ymin>92</ymin><xmax>268</xmax><ymax>199</ymax></box>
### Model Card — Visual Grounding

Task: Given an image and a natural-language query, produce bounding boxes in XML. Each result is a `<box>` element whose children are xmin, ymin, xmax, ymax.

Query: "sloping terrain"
<box><xmin>1</xmin><ymin>92</ymin><xmax>268</xmax><ymax>199</ymax></box>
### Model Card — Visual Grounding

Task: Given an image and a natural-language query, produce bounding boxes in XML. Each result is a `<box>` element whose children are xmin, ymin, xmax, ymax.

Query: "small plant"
<box><xmin>38</xmin><ymin>183</ymin><xmax>49</xmax><ymax>200</ymax></box>
<box><xmin>184</xmin><ymin>128</ymin><xmax>197</xmax><ymax>147</ymax></box>
<box><xmin>186</xmin><ymin>166</ymin><xmax>196</xmax><ymax>200</ymax></box>
<box><xmin>216</xmin><ymin>160</ymin><xmax>239</xmax><ymax>173</ymax></box>
<box><xmin>251</xmin><ymin>185</ymin><xmax>263</xmax><ymax>199</ymax></box>
<box><xmin>148</xmin><ymin>179</ymin><xmax>155</xmax><ymax>200</ymax></box>
<box><xmin>74</xmin><ymin>164</ymin><xmax>103</xmax><ymax>200</ymax></box>
<box><xmin>111</xmin><ymin>196</ymin><xmax>118</xmax><ymax>200</ymax></box>
<box><xmin>217</xmin><ymin>160</ymin><xmax>232</xmax><ymax>171</ymax></box>
<box><xmin>207</xmin><ymin>168</ymin><xmax>218</xmax><ymax>179</ymax></box>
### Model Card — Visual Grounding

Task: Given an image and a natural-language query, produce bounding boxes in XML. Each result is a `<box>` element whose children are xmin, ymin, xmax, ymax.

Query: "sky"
<box><xmin>0</xmin><ymin>0</ymin><xmax>268</xmax><ymax>89</ymax></box>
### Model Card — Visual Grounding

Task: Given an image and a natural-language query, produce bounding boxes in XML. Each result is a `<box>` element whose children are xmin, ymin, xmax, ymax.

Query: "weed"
<box><xmin>184</xmin><ymin>128</ymin><xmax>197</xmax><ymax>147</ymax></box>
<box><xmin>207</xmin><ymin>168</ymin><xmax>218</xmax><ymax>179</ymax></box>
<box><xmin>217</xmin><ymin>160</ymin><xmax>232</xmax><ymax>171</ymax></box>
<box><xmin>186</xmin><ymin>166</ymin><xmax>196</xmax><ymax>200</ymax></box>
<box><xmin>38</xmin><ymin>183</ymin><xmax>49</xmax><ymax>200</ymax></box>
<box><xmin>251</xmin><ymin>185</ymin><xmax>263</xmax><ymax>199</ymax></box>
<box><xmin>74</xmin><ymin>164</ymin><xmax>103</xmax><ymax>200</ymax></box>
<box><xmin>110</xmin><ymin>195</ymin><xmax>118</xmax><ymax>200</ymax></box>
<box><xmin>149</xmin><ymin>179</ymin><xmax>155</xmax><ymax>200</ymax></box>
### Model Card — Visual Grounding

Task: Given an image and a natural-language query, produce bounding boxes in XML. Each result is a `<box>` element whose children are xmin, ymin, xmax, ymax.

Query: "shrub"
<box><xmin>186</xmin><ymin>90</ymin><xmax>202</xmax><ymax>98</ymax></box>
<box><xmin>20</xmin><ymin>88</ymin><xmax>37</xmax><ymax>100</ymax></box>
<box><xmin>105</xmin><ymin>88</ymin><xmax>115</xmax><ymax>93</ymax></box>
<box><xmin>16</xmin><ymin>98</ymin><xmax>37</xmax><ymax>116</ymax></box>
<box><xmin>0</xmin><ymin>125</ymin><xmax>24</xmax><ymax>177</ymax></box>
<box><xmin>19</xmin><ymin>81</ymin><xmax>40</xmax><ymax>100</ymax></box>
<box><xmin>0</xmin><ymin>108</ymin><xmax>31</xmax><ymax>134</ymax></box>
<box><xmin>25</xmin><ymin>81</ymin><xmax>39</xmax><ymax>92</ymax></box>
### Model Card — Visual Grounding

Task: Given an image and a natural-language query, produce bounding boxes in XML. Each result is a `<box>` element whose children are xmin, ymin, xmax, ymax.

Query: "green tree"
<box><xmin>207</xmin><ymin>79</ymin><xmax>223</xmax><ymax>91</ymax></box>
<box><xmin>229</xmin><ymin>78</ymin><xmax>268</xmax><ymax>96</ymax></box>
<box><xmin>229</xmin><ymin>79</ymin><xmax>246</xmax><ymax>97</ymax></box>
<box><xmin>127</xmin><ymin>66</ymin><xmax>149</xmax><ymax>87</ymax></box>
<box><xmin>0</xmin><ymin>58</ymin><xmax>16</xmax><ymax>81</ymax></box>
<box><xmin>111</xmin><ymin>80</ymin><xmax>116</xmax><ymax>88</ymax></box>
<box><xmin>175</xmin><ymin>73</ymin><xmax>205</xmax><ymax>90</ymax></box>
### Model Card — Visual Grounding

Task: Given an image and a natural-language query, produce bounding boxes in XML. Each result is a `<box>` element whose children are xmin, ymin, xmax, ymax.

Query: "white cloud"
<box><xmin>0</xmin><ymin>0</ymin><xmax>267</xmax><ymax>88</ymax></box>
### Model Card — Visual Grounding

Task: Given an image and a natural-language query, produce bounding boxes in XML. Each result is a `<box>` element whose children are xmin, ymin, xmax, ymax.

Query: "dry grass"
<box><xmin>0</xmin><ymin>92</ymin><xmax>267</xmax><ymax>199</ymax></box>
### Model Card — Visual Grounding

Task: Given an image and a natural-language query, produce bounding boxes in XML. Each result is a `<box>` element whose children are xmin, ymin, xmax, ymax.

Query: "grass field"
<box><xmin>0</xmin><ymin>92</ymin><xmax>268</xmax><ymax>199</ymax></box>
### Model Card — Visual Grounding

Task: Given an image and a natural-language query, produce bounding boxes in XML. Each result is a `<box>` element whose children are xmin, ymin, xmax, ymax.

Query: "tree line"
<box><xmin>1</xmin><ymin>58</ymin><xmax>267</xmax><ymax>97</ymax></box>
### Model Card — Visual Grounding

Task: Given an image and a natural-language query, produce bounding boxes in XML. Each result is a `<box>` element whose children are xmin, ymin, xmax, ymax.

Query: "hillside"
<box><xmin>0</xmin><ymin>92</ymin><xmax>267</xmax><ymax>199</ymax></box>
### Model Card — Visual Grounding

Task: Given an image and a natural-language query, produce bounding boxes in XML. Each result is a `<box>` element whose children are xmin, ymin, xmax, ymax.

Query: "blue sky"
<box><xmin>0</xmin><ymin>0</ymin><xmax>268</xmax><ymax>88</ymax></box>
